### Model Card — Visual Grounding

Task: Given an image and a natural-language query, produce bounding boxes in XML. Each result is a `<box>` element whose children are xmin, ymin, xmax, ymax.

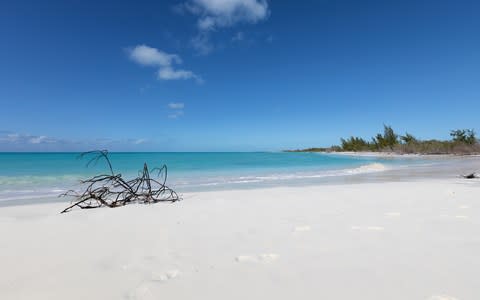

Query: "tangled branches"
<box><xmin>60</xmin><ymin>151</ymin><xmax>180</xmax><ymax>213</ymax></box>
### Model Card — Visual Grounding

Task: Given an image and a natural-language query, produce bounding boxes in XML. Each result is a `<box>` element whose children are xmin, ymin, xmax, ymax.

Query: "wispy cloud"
<box><xmin>158</xmin><ymin>67</ymin><xmax>200</xmax><ymax>81</ymax></box>
<box><xmin>128</xmin><ymin>45</ymin><xmax>202</xmax><ymax>82</ymax></box>
<box><xmin>167</xmin><ymin>102</ymin><xmax>185</xmax><ymax>119</ymax></box>
<box><xmin>0</xmin><ymin>131</ymin><xmax>151</xmax><ymax>151</ymax></box>
<box><xmin>175</xmin><ymin>0</ymin><xmax>270</xmax><ymax>55</ymax></box>
<box><xmin>191</xmin><ymin>33</ymin><xmax>214</xmax><ymax>55</ymax></box>
<box><xmin>29</xmin><ymin>136</ymin><xmax>49</xmax><ymax>144</ymax></box>
<box><xmin>0</xmin><ymin>132</ymin><xmax>59</xmax><ymax>145</ymax></box>
<box><xmin>168</xmin><ymin>110</ymin><xmax>185</xmax><ymax>119</ymax></box>
<box><xmin>132</xmin><ymin>138</ymin><xmax>148</xmax><ymax>145</ymax></box>
<box><xmin>168</xmin><ymin>102</ymin><xmax>185</xmax><ymax>109</ymax></box>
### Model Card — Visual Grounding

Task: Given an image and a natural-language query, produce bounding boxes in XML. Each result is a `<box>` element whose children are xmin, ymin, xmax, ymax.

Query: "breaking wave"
<box><xmin>189</xmin><ymin>163</ymin><xmax>390</xmax><ymax>187</ymax></box>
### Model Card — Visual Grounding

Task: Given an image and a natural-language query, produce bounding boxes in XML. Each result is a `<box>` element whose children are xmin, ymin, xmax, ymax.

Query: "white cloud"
<box><xmin>187</xmin><ymin>0</ymin><xmax>269</xmax><ymax>30</ymax></box>
<box><xmin>129</xmin><ymin>45</ymin><xmax>182</xmax><ymax>66</ymax></box>
<box><xmin>158</xmin><ymin>67</ymin><xmax>198</xmax><ymax>81</ymax></box>
<box><xmin>128</xmin><ymin>45</ymin><xmax>201</xmax><ymax>82</ymax></box>
<box><xmin>178</xmin><ymin>0</ymin><xmax>269</xmax><ymax>54</ymax></box>
<box><xmin>133</xmin><ymin>138</ymin><xmax>148</xmax><ymax>145</ymax></box>
<box><xmin>168</xmin><ymin>102</ymin><xmax>185</xmax><ymax>109</ymax></box>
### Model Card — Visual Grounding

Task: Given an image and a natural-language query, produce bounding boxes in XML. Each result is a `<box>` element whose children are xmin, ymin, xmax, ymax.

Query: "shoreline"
<box><xmin>2</xmin><ymin>155</ymin><xmax>480</xmax><ymax>208</ymax></box>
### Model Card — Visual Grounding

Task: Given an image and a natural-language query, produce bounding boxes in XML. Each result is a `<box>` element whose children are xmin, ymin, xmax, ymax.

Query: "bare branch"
<box><xmin>60</xmin><ymin>151</ymin><xmax>180</xmax><ymax>213</ymax></box>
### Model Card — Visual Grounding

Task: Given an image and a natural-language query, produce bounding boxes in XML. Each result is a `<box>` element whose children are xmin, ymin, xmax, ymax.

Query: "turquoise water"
<box><xmin>0</xmin><ymin>152</ymin><xmax>424</xmax><ymax>204</ymax></box>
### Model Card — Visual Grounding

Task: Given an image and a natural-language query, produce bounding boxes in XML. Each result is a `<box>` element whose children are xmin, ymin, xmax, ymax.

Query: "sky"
<box><xmin>0</xmin><ymin>0</ymin><xmax>479</xmax><ymax>151</ymax></box>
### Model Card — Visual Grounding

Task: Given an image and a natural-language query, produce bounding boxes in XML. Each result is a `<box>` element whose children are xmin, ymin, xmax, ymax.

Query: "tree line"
<box><xmin>289</xmin><ymin>126</ymin><xmax>479</xmax><ymax>154</ymax></box>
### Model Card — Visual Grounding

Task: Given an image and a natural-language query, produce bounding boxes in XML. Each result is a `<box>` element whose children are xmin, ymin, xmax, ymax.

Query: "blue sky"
<box><xmin>1</xmin><ymin>0</ymin><xmax>479</xmax><ymax>151</ymax></box>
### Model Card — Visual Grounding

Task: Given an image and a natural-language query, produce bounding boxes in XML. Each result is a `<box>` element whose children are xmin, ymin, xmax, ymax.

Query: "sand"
<box><xmin>0</xmin><ymin>179</ymin><xmax>479</xmax><ymax>300</ymax></box>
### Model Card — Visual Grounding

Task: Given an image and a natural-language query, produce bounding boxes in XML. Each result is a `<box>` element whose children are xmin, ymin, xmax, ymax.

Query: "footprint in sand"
<box><xmin>293</xmin><ymin>225</ymin><xmax>311</xmax><ymax>232</ymax></box>
<box><xmin>259</xmin><ymin>253</ymin><xmax>280</xmax><ymax>263</ymax></box>
<box><xmin>235</xmin><ymin>255</ymin><xmax>257</xmax><ymax>263</ymax></box>
<box><xmin>127</xmin><ymin>270</ymin><xmax>181</xmax><ymax>299</ymax></box>
<box><xmin>127</xmin><ymin>282</ymin><xmax>155</xmax><ymax>300</ymax></box>
<box><xmin>428</xmin><ymin>295</ymin><xmax>459</xmax><ymax>300</ymax></box>
<box><xmin>151</xmin><ymin>269</ymin><xmax>181</xmax><ymax>282</ymax></box>
<box><xmin>235</xmin><ymin>253</ymin><xmax>280</xmax><ymax>263</ymax></box>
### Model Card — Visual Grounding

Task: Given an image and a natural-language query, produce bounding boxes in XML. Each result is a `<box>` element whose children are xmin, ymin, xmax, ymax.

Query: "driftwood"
<box><xmin>60</xmin><ymin>150</ymin><xmax>180</xmax><ymax>213</ymax></box>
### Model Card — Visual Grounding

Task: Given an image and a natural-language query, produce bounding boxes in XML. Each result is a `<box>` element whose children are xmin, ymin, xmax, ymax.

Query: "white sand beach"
<box><xmin>1</xmin><ymin>179</ymin><xmax>479</xmax><ymax>300</ymax></box>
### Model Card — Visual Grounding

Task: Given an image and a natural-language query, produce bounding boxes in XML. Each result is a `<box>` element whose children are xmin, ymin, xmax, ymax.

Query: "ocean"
<box><xmin>0</xmin><ymin>152</ymin><xmax>432</xmax><ymax>205</ymax></box>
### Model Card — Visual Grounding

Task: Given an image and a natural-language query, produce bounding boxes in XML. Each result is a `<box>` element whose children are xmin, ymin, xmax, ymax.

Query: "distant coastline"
<box><xmin>286</xmin><ymin>151</ymin><xmax>480</xmax><ymax>160</ymax></box>
<box><xmin>286</xmin><ymin>125</ymin><xmax>480</xmax><ymax>155</ymax></box>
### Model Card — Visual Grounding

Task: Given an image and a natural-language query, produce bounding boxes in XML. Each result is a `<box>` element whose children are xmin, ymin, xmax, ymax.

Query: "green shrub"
<box><xmin>450</xmin><ymin>129</ymin><xmax>476</xmax><ymax>145</ymax></box>
<box><xmin>340</xmin><ymin>136</ymin><xmax>371</xmax><ymax>152</ymax></box>
<box><xmin>371</xmin><ymin>125</ymin><xmax>399</xmax><ymax>150</ymax></box>
<box><xmin>400</xmin><ymin>133</ymin><xmax>417</xmax><ymax>144</ymax></box>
